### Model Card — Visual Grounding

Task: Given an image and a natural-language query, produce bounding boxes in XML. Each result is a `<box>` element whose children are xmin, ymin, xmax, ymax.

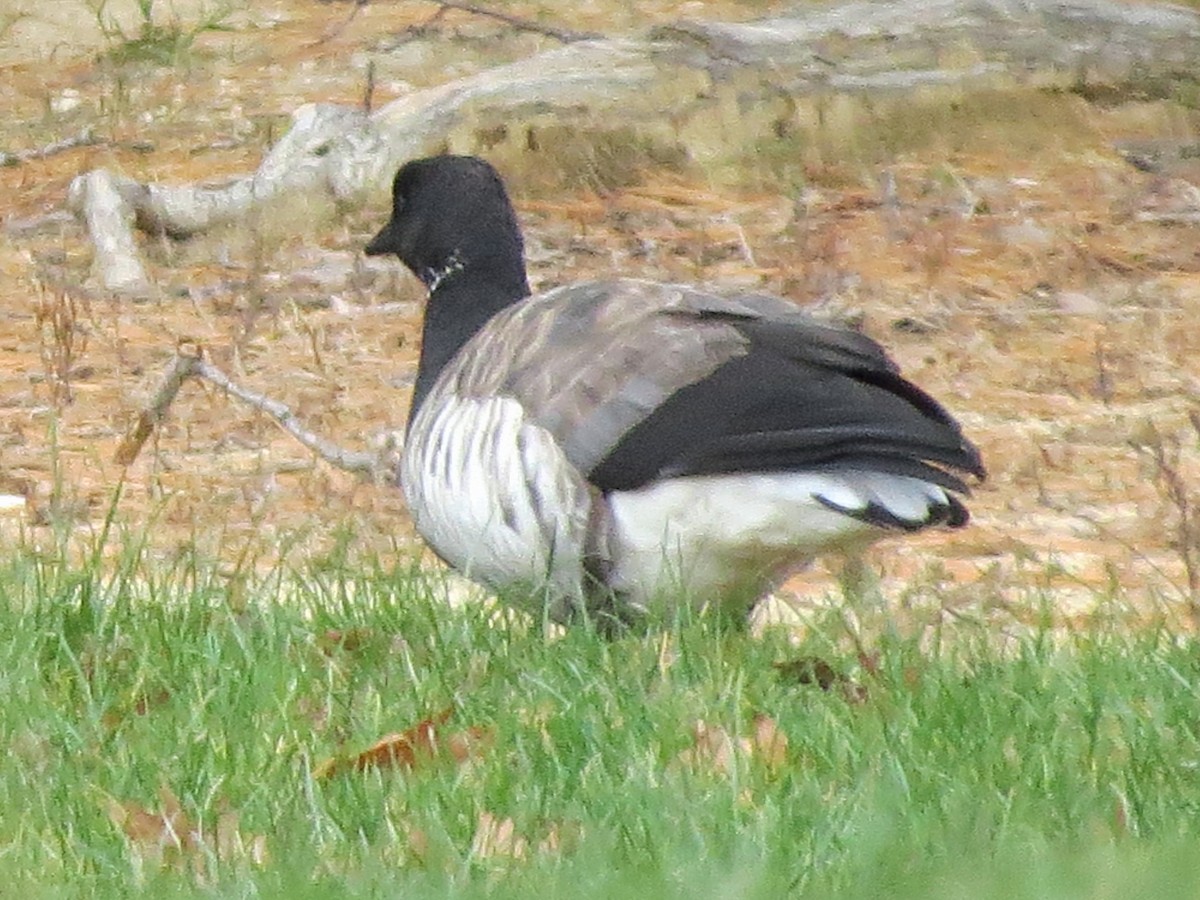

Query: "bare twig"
<box><xmin>313</xmin><ymin>0</ymin><xmax>369</xmax><ymax>46</ymax></box>
<box><xmin>116</xmin><ymin>344</ymin><xmax>394</xmax><ymax>483</ymax></box>
<box><xmin>1049</xmin><ymin>420</ymin><xmax>1200</xmax><ymax>628</ymax></box>
<box><xmin>362</xmin><ymin>60</ymin><xmax>376</xmax><ymax>114</ymax></box>
<box><xmin>193</xmin><ymin>357</ymin><xmax>392</xmax><ymax>481</ymax></box>
<box><xmin>1093</xmin><ymin>336</ymin><xmax>1112</xmax><ymax>405</ymax></box>
<box><xmin>375</xmin><ymin>0</ymin><xmax>599</xmax><ymax>49</ymax></box>
<box><xmin>368</xmin><ymin>0</ymin><xmax>598</xmax><ymax>46</ymax></box>
<box><xmin>1131</xmin><ymin>424</ymin><xmax>1200</xmax><ymax>624</ymax></box>
<box><xmin>377</xmin><ymin>3</ymin><xmax>448</xmax><ymax>49</ymax></box>
<box><xmin>114</xmin><ymin>342</ymin><xmax>203</xmax><ymax>466</ymax></box>
<box><xmin>431</xmin><ymin>1</ymin><xmax>601</xmax><ymax>42</ymax></box>
<box><xmin>1052</xmin><ymin>503</ymin><xmax>1181</xmax><ymax>601</ymax></box>
<box><xmin>0</xmin><ymin>128</ymin><xmax>103</xmax><ymax>167</ymax></box>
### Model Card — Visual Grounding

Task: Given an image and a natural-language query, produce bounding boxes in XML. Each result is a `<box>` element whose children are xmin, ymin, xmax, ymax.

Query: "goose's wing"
<box><xmin>441</xmin><ymin>278</ymin><xmax>984</xmax><ymax>495</ymax></box>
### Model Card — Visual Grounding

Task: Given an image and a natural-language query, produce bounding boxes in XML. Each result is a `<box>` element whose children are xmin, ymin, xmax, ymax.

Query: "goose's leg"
<box><xmin>835</xmin><ymin>553</ymin><xmax>895</xmax><ymax>654</ymax></box>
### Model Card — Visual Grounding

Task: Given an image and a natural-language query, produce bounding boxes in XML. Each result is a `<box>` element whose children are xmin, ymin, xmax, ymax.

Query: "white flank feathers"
<box><xmin>401</xmin><ymin>395</ymin><xmax>591</xmax><ymax>620</ymax></box>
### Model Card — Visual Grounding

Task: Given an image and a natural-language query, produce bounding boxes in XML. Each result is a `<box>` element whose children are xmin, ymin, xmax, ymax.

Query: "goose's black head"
<box><xmin>367</xmin><ymin>155</ymin><xmax>533</xmax><ymax>425</ymax></box>
<box><xmin>365</xmin><ymin>155</ymin><xmax>530</xmax><ymax>301</ymax></box>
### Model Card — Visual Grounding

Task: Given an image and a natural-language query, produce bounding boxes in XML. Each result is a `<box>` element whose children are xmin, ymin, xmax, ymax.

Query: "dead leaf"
<box><xmin>774</xmin><ymin>655</ymin><xmax>841</xmax><ymax>689</ymax></box>
<box><xmin>674</xmin><ymin>715</ymin><xmax>789</xmax><ymax>776</ymax></box>
<box><xmin>535</xmin><ymin>820</ymin><xmax>582</xmax><ymax>856</ymax></box>
<box><xmin>857</xmin><ymin>651</ymin><xmax>882</xmax><ymax>679</ymax></box>
<box><xmin>101</xmin><ymin>688</ymin><xmax>172</xmax><ymax>730</ymax></box>
<box><xmin>468</xmin><ymin>812</ymin><xmax>579</xmax><ymax>862</ymax></box>
<box><xmin>155</xmin><ymin>784</ymin><xmax>190</xmax><ymax>845</ymax></box>
<box><xmin>750</xmin><ymin>713</ymin><xmax>789</xmax><ymax>770</ymax></box>
<box><xmin>214</xmin><ymin>801</ymin><xmax>269</xmax><ymax>867</ymax></box>
<box><xmin>103</xmin><ymin>794</ymin><xmax>190</xmax><ymax>866</ymax></box>
<box><xmin>445</xmin><ymin>726</ymin><xmax>494</xmax><ymax>764</ymax></box>
<box><xmin>677</xmin><ymin>720</ymin><xmax>740</xmax><ymax>776</ymax></box>
<box><xmin>406</xmin><ymin>824</ymin><xmax>430</xmax><ymax>863</ymax></box>
<box><xmin>775</xmin><ymin>654</ymin><xmax>869</xmax><ymax>703</ymax></box>
<box><xmin>313</xmin><ymin>706</ymin><xmax>494</xmax><ymax>780</ymax></box>
<box><xmin>101</xmin><ymin>784</ymin><xmax>267</xmax><ymax>874</ymax></box>
<box><xmin>471</xmin><ymin>811</ymin><xmax>528</xmax><ymax>861</ymax></box>
<box><xmin>325</xmin><ymin>706</ymin><xmax>450</xmax><ymax>776</ymax></box>
<box><xmin>1113</xmin><ymin>792</ymin><xmax>1132</xmax><ymax>838</ymax></box>
<box><xmin>316</xmin><ymin>627</ymin><xmax>376</xmax><ymax>655</ymax></box>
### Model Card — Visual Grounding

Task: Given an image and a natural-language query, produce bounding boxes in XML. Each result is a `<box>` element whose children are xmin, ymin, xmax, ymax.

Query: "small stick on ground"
<box><xmin>115</xmin><ymin>343</ymin><xmax>395</xmax><ymax>484</ymax></box>
<box><xmin>190</xmin><ymin>356</ymin><xmax>387</xmax><ymax>481</ymax></box>
<box><xmin>0</xmin><ymin>128</ymin><xmax>103</xmax><ymax>167</ymax></box>
<box><xmin>114</xmin><ymin>342</ymin><xmax>203</xmax><ymax>466</ymax></box>
<box><xmin>313</xmin><ymin>0</ymin><xmax>369</xmax><ymax>45</ymax></box>
<box><xmin>432</xmin><ymin>1</ymin><xmax>601</xmax><ymax>42</ymax></box>
<box><xmin>373</xmin><ymin>0</ymin><xmax>599</xmax><ymax>45</ymax></box>
<box><xmin>362</xmin><ymin>59</ymin><xmax>376</xmax><ymax>114</ymax></box>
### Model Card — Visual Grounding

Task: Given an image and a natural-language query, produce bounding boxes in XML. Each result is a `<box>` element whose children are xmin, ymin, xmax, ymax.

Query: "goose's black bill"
<box><xmin>364</xmin><ymin>219</ymin><xmax>400</xmax><ymax>257</ymax></box>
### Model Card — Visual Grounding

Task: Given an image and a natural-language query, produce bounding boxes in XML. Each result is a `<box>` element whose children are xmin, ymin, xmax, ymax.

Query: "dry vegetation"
<box><xmin>1</xmin><ymin>1</ymin><xmax>1199</xmax><ymax>629</ymax></box>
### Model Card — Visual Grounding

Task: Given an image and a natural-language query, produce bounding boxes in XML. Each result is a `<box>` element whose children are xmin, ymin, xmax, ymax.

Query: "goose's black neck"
<box><xmin>409</xmin><ymin>255</ymin><xmax>530</xmax><ymax>427</ymax></box>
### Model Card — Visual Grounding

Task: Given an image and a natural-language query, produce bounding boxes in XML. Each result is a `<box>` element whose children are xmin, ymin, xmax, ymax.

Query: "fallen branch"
<box><xmin>313</xmin><ymin>0</ymin><xmax>369</xmax><ymax>46</ymax></box>
<box><xmin>0</xmin><ymin>128</ymin><xmax>102</xmax><ymax>167</ymax></box>
<box><xmin>67</xmin><ymin>169</ymin><xmax>153</xmax><ymax>295</ymax></box>
<box><xmin>114</xmin><ymin>342</ymin><xmax>202</xmax><ymax>466</ymax></box>
<box><xmin>67</xmin><ymin>0</ymin><xmax>1200</xmax><ymax>293</ymax></box>
<box><xmin>430</xmin><ymin>1</ymin><xmax>601</xmax><ymax>43</ymax></box>
<box><xmin>67</xmin><ymin>40</ymin><xmax>661</xmax><ymax>291</ymax></box>
<box><xmin>116</xmin><ymin>344</ymin><xmax>397</xmax><ymax>484</ymax></box>
<box><xmin>192</xmin><ymin>356</ymin><xmax>387</xmax><ymax>480</ymax></box>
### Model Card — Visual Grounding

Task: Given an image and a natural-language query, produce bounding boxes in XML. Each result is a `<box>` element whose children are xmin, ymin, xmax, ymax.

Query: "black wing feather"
<box><xmin>588</xmin><ymin>319</ymin><xmax>984</xmax><ymax>494</ymax></box>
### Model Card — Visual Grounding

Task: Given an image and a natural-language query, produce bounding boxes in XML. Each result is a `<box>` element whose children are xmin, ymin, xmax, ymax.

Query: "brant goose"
<box><xmin>365</xmin><ymin>155</ymin><xmax>984</xmax><ymax>628</ymax></box>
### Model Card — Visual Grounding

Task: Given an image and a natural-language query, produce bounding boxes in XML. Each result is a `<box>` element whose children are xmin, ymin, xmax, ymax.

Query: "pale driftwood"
<box><xmin>68</xmin><ymin>0</ymin><xmax>1200</xmax><ymax>294</ymax></box>
<box><xmin>660</xmin><ymin>0</ymin><xmax>1200</xmax><ymax>73</ymax></box>
<box><xmin>67</xmin><ymin>169</ymin><xmax>152</xmax><ymax>295</ymax></box>
<box><xmin>69</xmin><ymin>103</ymin><xmax>373</xmax><ymax>246</ymax></box>
<box><xmin>68</xmin><ymin>39</ymin><xmax>663</xmax><ymax>292</ymax></box>
<box><xmin>116</xmin><ymin>345</ymin><xmax>396</xmax><ymax>483</ymax></box>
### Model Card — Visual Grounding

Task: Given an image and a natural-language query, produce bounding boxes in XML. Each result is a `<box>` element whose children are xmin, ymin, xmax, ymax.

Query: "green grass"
<box><xmin>0</xmin><ymin>542</ymin><xmax>1198</xmax><ymax>898</ymax></box>
<box><xmin>90</xmin><ymin>0</ymin><xmax>234</xmax><ymax>68</ymax></box>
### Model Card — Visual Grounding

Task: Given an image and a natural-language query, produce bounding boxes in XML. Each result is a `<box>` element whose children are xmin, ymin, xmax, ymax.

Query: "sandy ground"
<box><xmin>1</xmin><ymin>1</ymin><xmax>1198</xmax><ymax>630</ymax></box>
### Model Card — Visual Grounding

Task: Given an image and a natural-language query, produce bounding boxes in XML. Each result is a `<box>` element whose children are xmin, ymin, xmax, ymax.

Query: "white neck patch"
<box><xmin>424</xmin><ymin>250</ymin><xmax>464</xmax><ymax>292</ymax></box>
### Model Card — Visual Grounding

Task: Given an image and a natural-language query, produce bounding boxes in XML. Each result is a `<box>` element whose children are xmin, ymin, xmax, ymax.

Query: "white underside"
<box><xmin>403</xmin><ymin>395</ymin><xmax>956</xmax><ymax>623</ymax></box>
<box><xmin>606</xmin><ymin>471</ymin><xmax>947</xmax><ymax>616</ymax></box>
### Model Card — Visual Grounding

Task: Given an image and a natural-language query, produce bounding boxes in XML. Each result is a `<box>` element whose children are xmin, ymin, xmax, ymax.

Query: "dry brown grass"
<box><xmin>1</xmin><ymin>1</ymin><xmax>1198</xmax><ymax>629</ymax></box>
